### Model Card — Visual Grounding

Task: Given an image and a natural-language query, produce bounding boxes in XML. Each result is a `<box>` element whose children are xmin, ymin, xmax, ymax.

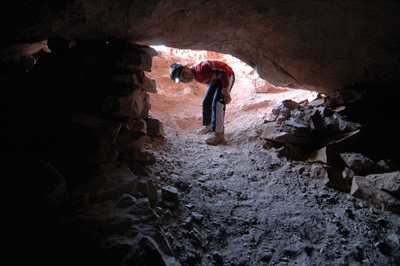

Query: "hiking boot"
<box><xmin>205</xmin><ymin>132</ymin><xmax>225</xmax><ymax>145</ymax></box>
<box><xmin>197</xmin><ymin>125</ymin><xmax>212</xmax><ymax>135</ymax></box>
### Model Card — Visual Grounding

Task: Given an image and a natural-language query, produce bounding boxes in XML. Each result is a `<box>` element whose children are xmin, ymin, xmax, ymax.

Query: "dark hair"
<box><xmin>170</xmin><ymin>62</ymin><xmax>184</xmax><ymax>82</ymax></box>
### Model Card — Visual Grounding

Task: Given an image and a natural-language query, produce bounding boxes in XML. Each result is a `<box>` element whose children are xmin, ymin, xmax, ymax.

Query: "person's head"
<box><xmin>170</xmin><ymin>63</ymin><xmax>194</xmax><ymax>83</ymax></box>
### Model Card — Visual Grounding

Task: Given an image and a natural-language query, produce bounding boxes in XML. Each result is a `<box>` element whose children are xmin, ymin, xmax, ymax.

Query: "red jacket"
<box><xmin>191</xmin><ymin>60</ymin><xmax>233</xmax><ymax>88</ymax></box>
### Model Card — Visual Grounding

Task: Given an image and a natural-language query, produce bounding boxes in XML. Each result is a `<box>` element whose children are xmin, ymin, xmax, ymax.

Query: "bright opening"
<box><xmin>147</xmin><ymin>46</ymin><xmax>318</xmax><ymax>135</ymax></box>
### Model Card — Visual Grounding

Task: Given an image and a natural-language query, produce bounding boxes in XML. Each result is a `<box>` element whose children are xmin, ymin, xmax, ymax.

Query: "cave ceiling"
<box><xmin>1</xmin><ymin>0</ymin><xmax>400</xmax><ymax>94</ymax></box>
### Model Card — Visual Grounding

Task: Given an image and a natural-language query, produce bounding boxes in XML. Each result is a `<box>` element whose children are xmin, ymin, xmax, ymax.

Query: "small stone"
<box><xmin>377</xmin><ymin>218</ymin><xmax>389</xmax><ymax>227</ymax></box>
<box><xmin>212</xmin><ymin>252</ymin><xmax>224</xmax><ymax>264</ymax></box>
<box><xmin>191</xmin><ymin>212</ymin><xmax>204</xmax><ymax>222</ymax></box>
<box><xmin>342</xmin><ymin>167</ymin><xmax>355</xmax><ymax>182</ymax></box>
<box><xmin>161</xmin><ymin>186</ymin><xmax>179</xmax><ymax>202</ymax></box>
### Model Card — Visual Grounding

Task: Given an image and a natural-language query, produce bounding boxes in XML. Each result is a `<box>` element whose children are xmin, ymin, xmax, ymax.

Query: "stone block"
<box><xmin>276</xmin><ymin>107</ymin><xmax>290</xmax><ymax>124</ymax></box>
<box><xmin>120</xmin><ymin>149</ymin><xmax>156</xmax><ymax>165</ymax></box>
<box><xmin>262</xmin><ymin>139</ymin><xmax>283</xmax><ymax>150</ymax></box>
<box><xmin>351</xmin><ymin>176</ymin><xmax>400</xmax><ymax>214</ymax></box>
<box><xmin>342</xmin><ymin>167</ymin><xmax>355</xmax><ymax>182</ymax></box>
<box><xmin>310</xmin><ymin>164</ymin><xmax>350</xmax><ymax>191</ymax></box>
<box><xmin>340</xmin><ymin>152</ymin><xmax>375</xmax><ymax>173</ymax></box>
<box><xmin>322</xmin><ymin>130</ymin><xmax>365</xmax><ymax>153</ymax></box>
<box><xmin>161</xmin><ymin>186</ymin><xmax>179</xmax><ymax>202</ymax></box>
<box><xmin>115</xmin><ymin>50</ymin><xmax>153</xmax><ymax>72</ymax></box>
<box><xmin>281</xmin><ymin>119</ymin><xmax>312</xmax><ymax>137</ymax></box>
<box><xmin>324</xmin><ymin>90</ymin><xmax>366</xmax><ymax>109</ymax></box>
<box><xmin>271</xmin><ymin>100</ymin><xmax>300</xmax><ymax>115</ymax></box>
<box><xmin>137</xmin><ymin>179</ymin><xmax>158</xmax><ymax>204</ymax></box>
<box><xmin>310</xmin><ymin>164</ymin><xmax>328</xmax><ymax>180</ymax></box>
<box><xmin>72</xmin><ymin>165</ymin><xmax>137</xmax><ymax>205</ymax></box>
<box><xmin>308</xmin><ymin>98</ymin><xmax>325</xmax><ymax>108</ymax></box>
<box><xmin>323</xmin><ymin>166</ymin><xmax>351</xmax><ymax>192</ymax></box>
<box><xmin>308</xmin><ymin>146</ymin><xmax>340</xmax><ymax>165</ymax></box>
<box><xmin>262</xmin><ymin>126</ymin><xmax>318</xmax><ymax>147</ymax></box>
<box><xmin>142</xmin><ymin>76</ymin><xmax>157</xmax><ymax>93</ymax></box>
<box><xmin>113</xmin><ymin>73</ymin><xmax>141</xmax><ymax>85</ymax></box>
<box><xmin>324</xmin><ymin>114</ymin><xmax>349</xmax><ymax>133</ymax></box>
<box><xmin>365</xmin><ymin>171</ymin><xmax>400</xmax><ymax>198</ymax></box>
<box><xmin>73</xmin><ymin>113</ymin><xmax>123</xmax><ymax>144</ymax></box>
<box><xmin>310</xmin><ymin>108</ymin><xmax>326</xmax><ymax>132</ymax></box>
<box><xmin>116</xmin><ymin>119</ymin><xmax>147</xmax><ymax>152</ymax></box>
<box><xmin>146</xmin><ymin>117</ymin><xmax>164</xmax><ymax>136</ymax></box>
<box><xmin>103</xmin><ymin>89</ymin><xmax>151</xmax><ymax>119</ymax></box>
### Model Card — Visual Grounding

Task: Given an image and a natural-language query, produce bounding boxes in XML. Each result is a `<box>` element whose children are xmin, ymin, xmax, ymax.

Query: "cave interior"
<box><xmin>2</xmin><ymin>0</ymin><xmax>400</xmax><ymax>265</ymax></box>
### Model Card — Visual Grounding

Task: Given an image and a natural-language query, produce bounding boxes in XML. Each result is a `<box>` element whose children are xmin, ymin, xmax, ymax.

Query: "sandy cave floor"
<box><xmin>143</xmin><ymin>49</ymin><xmax>400</xmax><ymax>265</ymax></box>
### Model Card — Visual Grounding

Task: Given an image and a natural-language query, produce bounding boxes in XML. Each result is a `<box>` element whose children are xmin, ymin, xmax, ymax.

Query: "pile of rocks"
<box><xmin>259</xmin><ymin>91</ymin><xmax>400</xmax><ymax>214</ymax></box>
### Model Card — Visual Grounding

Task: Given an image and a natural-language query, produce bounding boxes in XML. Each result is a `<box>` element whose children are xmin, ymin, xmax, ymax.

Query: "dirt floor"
<box><xmin>144</xmin><ymin>48</ymin><xmax>400</xmax><ymax>265</ymax></box>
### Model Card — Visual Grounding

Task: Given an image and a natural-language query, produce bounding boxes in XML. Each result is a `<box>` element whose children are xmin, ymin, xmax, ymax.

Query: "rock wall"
<box><xmin>3</xmin><ymin>38</ymin><xmax>178</xmax><ymax>265</ymax></box>
<box><xmin>1</xmin><ymin>0</ymin><xmax>400</xmax><ymax>93</ymax></box>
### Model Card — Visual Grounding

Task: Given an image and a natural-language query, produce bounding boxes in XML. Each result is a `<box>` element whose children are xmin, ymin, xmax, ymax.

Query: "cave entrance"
<box><xmin>147</xmin><ymin>45</ymin><xmax>318</xmax><ymax>136</ymax></box>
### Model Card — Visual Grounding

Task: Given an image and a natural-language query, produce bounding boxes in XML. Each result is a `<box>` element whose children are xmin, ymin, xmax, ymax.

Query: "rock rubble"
<box><xmin>259</xmin><ymin>91</ymin><xmax>400</xmax><ymax>214</ymax></box>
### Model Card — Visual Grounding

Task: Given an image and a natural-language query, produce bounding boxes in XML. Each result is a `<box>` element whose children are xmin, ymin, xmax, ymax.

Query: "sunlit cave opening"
<box><xmin>147</xmin><ymin>45</ymin><xmax>318</xmax><ymax>136</ymax></box>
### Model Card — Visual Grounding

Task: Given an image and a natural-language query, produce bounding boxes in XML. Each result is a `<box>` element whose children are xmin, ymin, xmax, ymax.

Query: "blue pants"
<box><xmin>202</xmin><ymin>73</ymin><xmax>235</xmax><ymax>133</ymax></box>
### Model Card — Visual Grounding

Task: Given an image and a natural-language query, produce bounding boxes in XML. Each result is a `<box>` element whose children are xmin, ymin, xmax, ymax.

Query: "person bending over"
<box><xmin>170</xmin><ymin>60</ymin><xmax>235</xmax><ymax>145</ymax></box>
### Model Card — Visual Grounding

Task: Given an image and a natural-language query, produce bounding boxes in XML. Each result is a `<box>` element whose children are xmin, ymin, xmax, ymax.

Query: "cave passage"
<box><xmin>146</xmin><ymin>45</ymin><xmax>318</xmax><ymax>134</ymax></box>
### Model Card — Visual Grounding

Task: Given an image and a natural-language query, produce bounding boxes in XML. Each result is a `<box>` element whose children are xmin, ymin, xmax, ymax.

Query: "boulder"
<box><xmin>142</xmin><ymin>76</ymin><xmax>157</xmax><ymax>93</ymax></box>
<box><xmin>116</xmin><ymin>119</ymin><xmax>147</xmax><ymax>152</ymax></box>
<box><xmin>261</xmin><ymin>121</ymin><xmax>318</xmax><ymax>147</ymax></box>
<box><xmin>103</xmin><ymin>89</ymin><xmax>151</xmax><ymax>119</ymax></box>
<box><xmin>115</xmin><ymin>49</ymin><xmax>153</xmax><ymax>72</ymax></box>
<box><xmin>146</xmin><ymin>117</ymin><xmax>164</xmax><ymax>136</ymax></box>
<box><xmin>277</xmin><ymin>107</ymin><xmax>291</xmax><ymax>124</ymax></box>
<box><xmin>308</xmin><ymin>146</ymin><xmax>340</xmax><ymax>165</ymax></box>
<box><xmin>253</xmin><ymin>79</ymin><xmax>276</xmax><ymax>93</ymax></box>
<box><xmin>364</xmin><ymin>171</ymin><xmax>400</xmax><ymax>198</ymax></box>
<box><xmin>262</xmin><ymin>130</ymin><xmax>317</xmax><ymax>147</ymax></box>
<box><xmin>310</xmin><ymin>164</ymin><xmax>350</xmax><ymax>191</ymax></box>
<box><xmin>309</xmin><ymin>108</ymin><xmax>326</xmax><ymax>133</ymax></box>
<box><xmin>72</xmin><ymin>113</ymin><xmax>122</xmax><ymax>145</ymax></box>
<box><xmin>324</xmin><ymin>90</ymin><xmax>366</xmax><ymax>109</ymax></box>
<box><xmin>340</xmin><ymin>152</ymin><xmax>375</xmax><ymax>173</ymax></box>
<box><xmin>271</xmin><ymin>100</ymin><xmax>300</xmax><ymax>115</ymax></box>
<box><xmin>120</xmin><ymin>149</ymin><xmax>156</xmax><ymax>165</ymax></box>
<box><xmin>308</xmin><ymin>97</ymin><xmax>325</xmax><ymax>108</ymax></box>
<box><xmin>281</xmin><ymin>119</ymin><xmax>312</xmax><ymax>137</ymax></box>
<box><xmin>72</xmin><ymin>165</ymin><xmax>138</xmax><ymax>205</ymax></box>
<box><xmin>322</xmin><ymin>166</ymin><xmax>351</xmax><ymax>192</ymax></box>
<box><xmin>270</xmin><ymin>100</ymin><xmax>300</xmax><ymax>124</ymax></box>
<box><xmin>290</xmin><ymin>107</ymin><xmax>326</xmax><ymax>132</ymax></box>
<box><xmin>137</xmin><ymin>178</ymin><xmax>158</xmax><ymax>204</ymax></box>
<box><xmin>351</xmin><ymin>176</ymin><xmax>400</xmax><ymax>214</ymax></box>
<box><xmin>324</xmin><ymin>114</ymin><xmax>350</xmax><ymax>133</ymax></box>
<box><xmin>370</xmin><ymin>159</ymin><xmax>398</xmax><ymax>174</ymax></box>
<box><xmin>322</xmin><ymin>130</ymin><xmax>364</xmax><ymax>153</ymax></box>
<box><xmin>262</xmin><ymin>139</ymin><xmax>283</xmax><ymax>150</ymax></box>
<box><xmin>310</xmin><ymin>164</ymin><xmax>327</xmax><ymax>180</ymax></box>
<box><xmin>113</xmin><ymin>73</ymin><xmax>144</xmax><ymax>86</ymax></box>
<box><xmin>342</xmin><ymin>167</ymin><xmax>355</xmax><ymax>182</ymax></box>
<box><xmin>161</xmin><ymin>186</ymin><xmax>179</xmax><ymax>202</ymax></box>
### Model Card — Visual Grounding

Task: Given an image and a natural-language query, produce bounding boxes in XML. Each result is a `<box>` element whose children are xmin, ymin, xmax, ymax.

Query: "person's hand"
<box><xmin>224</xmin><ymin>93</ymin><xmax>232</xmax><ymax>104</ymax></box>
